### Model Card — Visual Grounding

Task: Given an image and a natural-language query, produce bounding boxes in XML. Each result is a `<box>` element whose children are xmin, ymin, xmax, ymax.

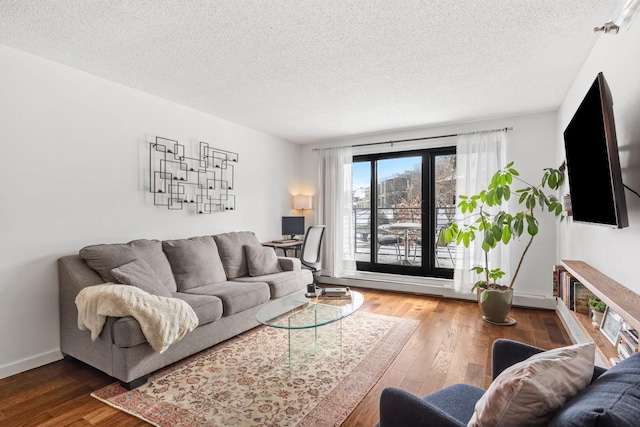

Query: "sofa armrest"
<box><xmin>492</xmin><ymin>339</ymin><xmax>545</xmax><ymax>380</ymax></box>
<box><xmin>277</xmin><ymin>257</ymin><xmax>301</xmax><ymax>271</ymax></box>
<box><xmin>377</xmin><ymin>387</ymin><xmax>467</xmax><ymax>427</ymax></box>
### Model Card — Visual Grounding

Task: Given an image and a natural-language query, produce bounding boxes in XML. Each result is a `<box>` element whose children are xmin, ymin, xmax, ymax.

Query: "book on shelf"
<box><xmin>565</xmin><ymin>274</ymin><xmax>578</xmax><ymax>310</ymax></box>
<box><xmin>552</xmin><ymin>264</ymin><xmax>565</xmax><ymax>298</ymax></box>
<box><xmin>557</xmin><ymin>269</ymin><xmax>571</xmax><ymax>304</ymax></box>
<box><xmin>573</xmin><ymin>281</ymin><xmax>597</xmax><ymax>315</ymax></box>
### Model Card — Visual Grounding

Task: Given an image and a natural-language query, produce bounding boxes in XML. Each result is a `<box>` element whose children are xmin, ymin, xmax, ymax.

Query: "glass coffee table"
<box><xmin>256</xmin><ymin>288</ymin><xmax>364</xmax><ymax>370</ymax></box>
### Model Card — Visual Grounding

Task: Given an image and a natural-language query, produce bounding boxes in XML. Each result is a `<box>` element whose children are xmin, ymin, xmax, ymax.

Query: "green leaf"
<box><xmin>555</xmin><ymin>204</ymin><xmax>563</xmax><ymax>215</ymax></box>
<box><xmin>518</xmin><ymin>192</ymin><xmax>527</xmax><ymax>204</ymax></box>
<box><xmin>471</xmin><ymin>281</ymin><xmax>487</xmax><ymax>293</ymax></box>
<box><xmin>481</xmin><ymin>290</ymin><xmax>490</xmax><ymax>303</ymax></box>
<box><xmin>485</xmin><ymin>232</ymin><xmax>495</xmax><ymax>247</ymax></box>
<box><xmin>492</xmin><ymin>225</ymin><xmax>502</xmax><ymax>241</ymax></box>
<box><xmin>527</xmin><ymin>216</ymin><xmax>539</xmax><ymax>236</ymax></box>
<box><xmin>515</xmin><ymin>217</ymin><xmax>524</xmax><ymax>235</ymax></box>
<box><xmin>502</xmin><ymin>226</ymin><xmax>512</xmax><ymax>244</ymax></box>
<box><xmin>491</xmin><ymin>172</ymin><xmax>500</xmax><ymax>188</ymax></box>
<box><xmin>471</xmin><ymin>265</ymin><xmax>484</xmax><ymax>274</ymax></box>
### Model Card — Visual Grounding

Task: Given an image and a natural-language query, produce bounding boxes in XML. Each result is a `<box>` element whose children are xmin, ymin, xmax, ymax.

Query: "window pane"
<box><xmin>353</xmin><ymin>161</ymin><xmax>371</xmax><ymax>262</ymax></box>
<box><xmin>434</xmin><ymin>154</ymin><xmax>457</xmax><ymax>269</ymax></box>
<box><xmin>376</xmin><ymin>157</ymin><xmax>422</xmax><ymax>265</ymax></box>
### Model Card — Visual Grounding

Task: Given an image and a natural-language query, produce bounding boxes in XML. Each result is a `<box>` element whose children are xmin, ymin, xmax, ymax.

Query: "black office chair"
<box><xmin>300</xmin><ymin>225</ymin><xmax>326</xmax><ymax>285</ymax></box>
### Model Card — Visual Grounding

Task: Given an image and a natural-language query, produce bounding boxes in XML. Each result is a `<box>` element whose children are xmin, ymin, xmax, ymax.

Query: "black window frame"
<box><xmin>354</xmin><ymin>146</ymin><xmax>456</xmax><ymax>279</ymax></box>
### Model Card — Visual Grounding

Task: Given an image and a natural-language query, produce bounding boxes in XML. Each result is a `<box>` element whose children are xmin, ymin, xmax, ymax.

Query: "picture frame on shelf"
<box><xmin>600</xmin><ymin>306</ymin><xmax>623</xmax><ymax>345</ymax></box>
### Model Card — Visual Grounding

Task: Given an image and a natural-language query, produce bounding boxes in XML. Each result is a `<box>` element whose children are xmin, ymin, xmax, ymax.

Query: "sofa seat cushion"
<box><xmin>172</xmin><ymin>292</ymin><xmax>224</xmax><ymax>326</ymax></box>
<box><xmin>234</xmin><ymin>270</ymin><xmax>312</xmax><ymax>299</ymax></box>
<box><xmin>244</xmin><ymin>244</ymin><xmax>283</xmax><ymax>276</ymax></box>
<box><xmin>183</xmin><ymin>281</ymin><xmax>270</xmax><ymax>316</ymax></box>
<box><xmin>110</xmin><ymin>293</ymin><xmax>222</xmax><ymax>348</ymax></box>
<box><xmin>80</xmin><ymin>239</ymin><xmax>177</xmax><ymax>292</ymax></box>
<box><xmin>425</xmin><ymin>384</ymin><xmax>485</xmax><ymax>425</ymax></box>
<box><xmin>162</xmin><ymin>236</ymin><xmax>227</xmax><ymax>291</ymax></box>
<box><xmin>110</xmin><ymin>258</ymin><xmax>173</xmax><ymax>297</ymax></box>
<box><xmin>213</xmin><ymin>231</ymin><xmax>261</xmax><ymax>279</ymax></box>
<box><xmin>549</xmin><ymin>351</ymin><xmax>640</xmax><ymax>427</ymax></box>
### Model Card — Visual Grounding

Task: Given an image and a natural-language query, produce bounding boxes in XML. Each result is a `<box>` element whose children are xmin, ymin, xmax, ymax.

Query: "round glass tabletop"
<box><xmin>256</xmin><ymin>289</ymin><xmax>364</xmax><ymax>329</ymax></box>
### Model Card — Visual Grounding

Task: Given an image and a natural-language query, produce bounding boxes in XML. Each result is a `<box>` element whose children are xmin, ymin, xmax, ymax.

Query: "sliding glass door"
<box><xmin>353</xmin><ymin>147</ymin><xmax>456</xmax><ymax>278</ymax></box>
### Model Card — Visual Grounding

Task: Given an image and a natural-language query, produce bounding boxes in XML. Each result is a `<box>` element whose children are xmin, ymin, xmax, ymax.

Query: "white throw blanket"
<box><xmin>75</xmin><ymin>283</ymin><xmax>199</xmax><ymax>353</ymax></box>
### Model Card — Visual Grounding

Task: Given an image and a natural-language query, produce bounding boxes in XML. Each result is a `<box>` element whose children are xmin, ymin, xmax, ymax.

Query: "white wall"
<box><xmin>557</xmin><ymin>23</ymin><xmax>640</xmax><ymax>294</ymax></box>
<box><xmin>301</xmin><ymin>111</ymin><xmax>560</xmax><ymax>305</ymax></box>
<box><xmin>0</xmin><ymin>45</ymin><xmax>302</xmax><ymax>378</ymax></box>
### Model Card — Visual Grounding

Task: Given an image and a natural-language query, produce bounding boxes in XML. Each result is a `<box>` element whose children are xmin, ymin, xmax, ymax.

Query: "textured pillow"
<box><xmin>111</xmin><ymin>259</ymin><xmax>172</xmax><ymax>297</ymax></box>
<box><xmin>162</xmin><ymin>236</ymin><xmax>227</xmax><ymax>291</ymax></box>
<box><xmin>213</xmin><ymin>231</ymin><xmax>261</xmax><ymax>278</ymax></box>
<box><xmin>548</xmin><ymin>351</ymin><xmax>640</xmax><ymax>427</ymax></box>
<box><xmin>468</xmin><ymin>342</ymin><xmax>596</xmax><ymax>427</ymax></box>
<box><xmin>244</xmin><ymin>244</ymin><xmax>283</xmax><ymax>277</ymax></box>
<box><xmin>79</xmin><ymin>239</ymin><xmax>177</xmax><ymax>292</ymax></box>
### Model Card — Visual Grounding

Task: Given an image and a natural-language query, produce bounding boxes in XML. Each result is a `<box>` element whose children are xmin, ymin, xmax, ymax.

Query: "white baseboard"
<box><xmin>320</xmin><ymin>274</ymin><xmax>557</xmax><ymax>309</ymax></box>
<box><xmin>0</xmin><ymin>350</ymin><xmax>63</xmax><ymax>380</ymax></box>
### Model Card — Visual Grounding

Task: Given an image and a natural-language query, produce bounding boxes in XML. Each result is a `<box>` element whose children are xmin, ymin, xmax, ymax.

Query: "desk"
<box><xmin>389</xmin><ymin>223</ymin><xmax>421</xmax><ymax>265</ymax></box>
<box><xmin>262</xmin><ymin>240</ymin><xmax>303</xmax><ymax>257</ymax></box>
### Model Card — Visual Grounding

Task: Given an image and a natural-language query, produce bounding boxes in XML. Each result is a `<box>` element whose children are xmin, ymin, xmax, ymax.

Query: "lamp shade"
<box><xmin>293</xmin><ymin>194</ymin><xmax>312</xmax><ymax>210</ymax></box>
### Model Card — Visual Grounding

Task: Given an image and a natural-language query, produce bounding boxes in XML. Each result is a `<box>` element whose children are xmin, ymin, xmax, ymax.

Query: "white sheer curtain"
<box><xmin>454</xmin><ymin>131</ymin><xmax>508</xmax><ymax>293</ymax></box>
<box><xmin>316</xmin><ymin>147</ymin><xmax>356</xmax><ymax>278</ymax></box>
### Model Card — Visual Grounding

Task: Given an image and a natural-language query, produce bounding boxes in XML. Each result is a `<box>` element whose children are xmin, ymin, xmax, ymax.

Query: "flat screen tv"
<box><xmin>282</xmin><ymin>216</ymin><xmax>305</xmax><ymax>239</ymax></box>
<box><xmin>563</xmin><ymin>72</ymin><xmax>628</xmax><ymax>228</ymax></box>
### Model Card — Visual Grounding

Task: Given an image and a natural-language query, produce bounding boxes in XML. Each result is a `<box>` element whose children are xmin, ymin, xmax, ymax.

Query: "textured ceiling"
<box><xmin>0</xmin><ymin>0</ymin><xmax>619</xmax><ymax>143</ymax></box>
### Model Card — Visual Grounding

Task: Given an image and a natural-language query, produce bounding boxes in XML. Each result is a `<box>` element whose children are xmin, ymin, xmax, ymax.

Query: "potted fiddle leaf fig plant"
<box><xmin>442</xmin><ymin>162</ymin><xmax>565</xmax><ymax>325</ymax></box>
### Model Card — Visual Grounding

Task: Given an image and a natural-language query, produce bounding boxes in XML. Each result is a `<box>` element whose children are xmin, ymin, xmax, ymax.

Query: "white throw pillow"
<box><xmin>468</xmin><ymin>342</ymin><xmax>596</xmax><ymax>427</ymax></box>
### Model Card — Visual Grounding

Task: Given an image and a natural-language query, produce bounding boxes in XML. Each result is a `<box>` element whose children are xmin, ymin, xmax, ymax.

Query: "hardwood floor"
<box><xmin>0</xmin><ymin>288</ymin><xmax>571</xmax><ymax>427</ymax></box>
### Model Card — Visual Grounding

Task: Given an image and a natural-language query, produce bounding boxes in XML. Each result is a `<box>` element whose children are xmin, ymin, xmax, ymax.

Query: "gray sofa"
<box><xmin>58</xmin><ymin>231</ymin><xmax>312</xmax><ymax>389</ymax></box>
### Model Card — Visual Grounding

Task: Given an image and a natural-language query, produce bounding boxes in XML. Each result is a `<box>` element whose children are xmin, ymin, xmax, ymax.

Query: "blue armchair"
<box><xmin>376</xmin><ymin>339</ymin><xmax>640</xmax><ymax>427</ymax></box>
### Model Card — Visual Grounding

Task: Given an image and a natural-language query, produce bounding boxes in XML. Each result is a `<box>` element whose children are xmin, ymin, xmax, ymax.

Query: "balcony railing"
<box><xmin>353</xmin><ymin>206</ymin><xmax>457</xmax><ymax>267</ymax></box>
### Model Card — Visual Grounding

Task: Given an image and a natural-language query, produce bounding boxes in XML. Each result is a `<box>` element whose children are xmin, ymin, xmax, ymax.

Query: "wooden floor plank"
<box><xmin>0</xmin><ymin>287</ymin><xmax>571</xmax><ymax>426</ymax></box>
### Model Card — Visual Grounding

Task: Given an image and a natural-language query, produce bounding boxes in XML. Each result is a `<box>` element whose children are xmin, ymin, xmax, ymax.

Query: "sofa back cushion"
<box><xmin>79</xmin><ymin>239</ymin><xmax>177</xmax><ymax>292</ymax></box>
<box><xmin>213</xmin><ymin>231</ymin><xmax>261</xmax><ymax>279</ymax></box>
<box><xmin>549</xmin><ymin>351</ymin><xmax>640</xmax><ymax>427</ymax></box>
<box><xmin>244</xmin><ymin>244</ymin><xmax>283</xmax><ymax>277</ymax></box>
<box><xmin>110</xmin><ymin>259</ymin><xmax>173</xmax><ymax>297</ymax></box>
<box><xmin>162</xmin><ymin>236</ymin><xmax>227</xmax><ymax>291</ymax></box>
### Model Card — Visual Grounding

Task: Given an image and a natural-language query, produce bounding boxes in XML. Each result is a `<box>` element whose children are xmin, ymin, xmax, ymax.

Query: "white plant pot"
<box><xmin>592</xmin><ymin>310</ymin><xmax>604</xmax><ymax>329</ymax></box>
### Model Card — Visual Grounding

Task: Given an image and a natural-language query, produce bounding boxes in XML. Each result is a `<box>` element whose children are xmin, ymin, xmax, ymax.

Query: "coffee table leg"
<box><xmin>287</xmin><ymin>307</ymin><xmax>344</xmax><ymax>371</ymax></box>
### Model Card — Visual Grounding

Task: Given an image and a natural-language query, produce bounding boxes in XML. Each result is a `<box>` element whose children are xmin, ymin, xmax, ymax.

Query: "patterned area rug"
<box><xmin>92</xmin><ymin>311</ymin><xmax>418</xmax><ymax>426</ymax></box>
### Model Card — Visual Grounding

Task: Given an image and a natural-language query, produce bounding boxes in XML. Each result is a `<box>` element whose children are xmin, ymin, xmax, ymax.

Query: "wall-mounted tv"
<box><xmin>563</xmin><ymin>72</ymin><xmax>628</xmax><ymax>228</ymax></box>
